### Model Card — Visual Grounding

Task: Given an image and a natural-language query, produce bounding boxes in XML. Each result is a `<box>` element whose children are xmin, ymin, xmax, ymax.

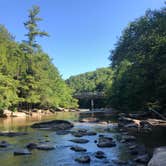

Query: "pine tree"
<box><xmin>24</xmin><ymin>5</ymin><xmax>49</xmax><ymax>51</ymax></box>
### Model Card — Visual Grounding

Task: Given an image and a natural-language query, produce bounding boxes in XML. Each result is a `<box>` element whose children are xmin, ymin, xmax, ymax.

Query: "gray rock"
<box><xmin>95</xmin><ymin>151</ymin><xmax>106</xmax><ymax>159</ymax></box>
<box><xmin>97</xmin><ymin>136</ymin><xmax>116</xmax><ymax>147</ymax></box>
<box><xmin>37</xmin><ymin>144</ymin><xmax>55</xmax><ymax>150</ymax></box>
<box><xmin>75</xmin><ymin>155</ymin><xmax>91</xmax><ymax>163</ymax></box>
<box><xmin>69</xmin><ymin>138</ymin><xmax>89</xmax><ymax>144</ymax></box>
<box><xmin>14</xmin><ymin>149</ymin><xmax>32</xmax><ymax>155</ymax></box>
<box><xmin>31</xmin><ymin>120</ymin><xmax>73</xmax><ymax>131</ymax></box>
<box><xmin>70</xmin><ymin>145</ymin><xmax>87</xmax><ymax>152</ymax></box>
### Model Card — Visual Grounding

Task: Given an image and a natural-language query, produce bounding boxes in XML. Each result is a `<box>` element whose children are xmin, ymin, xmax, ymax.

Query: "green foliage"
<box><xmin>0</xmin><ymin>6</ymin><xmax>78</xmax><ymax>111</ymax></box>
<box><xmin>66</xmin><ymin>67</ymin><xmax>113</xmax><ymax>94</ymax></box>
<box><xmin>24</xmin><ymin>5</ymin><xmax>49</xmax><ymax>51</ymax></box>
<box><xmin>107</xmin><ymin>7</ymin><xmax>166</xmax><ymax>112</ymax></box>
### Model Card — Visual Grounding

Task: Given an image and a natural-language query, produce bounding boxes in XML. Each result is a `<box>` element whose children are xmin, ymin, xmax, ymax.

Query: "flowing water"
<box><xmin>0</xmin><ymin>112</ymin><xmax>165</xmax><ymax>166</ymax></box>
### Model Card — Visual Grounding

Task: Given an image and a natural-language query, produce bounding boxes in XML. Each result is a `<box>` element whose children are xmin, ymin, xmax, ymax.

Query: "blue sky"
<box><xmin>0</xmin><ymin>0</ymin><xmax>165</xmax><ymax>79</ymax></box>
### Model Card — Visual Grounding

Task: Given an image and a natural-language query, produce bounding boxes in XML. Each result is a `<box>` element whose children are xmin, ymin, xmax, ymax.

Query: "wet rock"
<box><xmin>148</xmin><ymin>146</ymin><xmax>166</xmax><ymax>166</ymax></box>
<box><xmin>26</xmin><ymin>143</ymin><xmax>38</xmax><ymax>149</ymax></box>
<box><xmin>13</xmin><ymin>149</ymin><xmax>32</xmax><ymax>155</ymax></box>
<box><xmin>86</xmin><ymin>131</ymin><xmax>97</xmax><ymax>136</ymax></box>
<box><xmin>37</xmin><ymin>144</ymin><xmax>55</xmax><ymax>150</ymax></box>
<box><xmin>75</xmin><ymin>155</ymin><xmax>91</xmax><ymax>163</ymax></box>
<box><xmin>0</xmin><ymin>132</ymin><xmax>28</xmax><ymax>137</ymax></box>
<box><xmin>134</xmin><ymin>154</ymin><xmax>149</xmax><ymax>164</ymax></box>
<box><xmin>70</xmin><ymin>145</ymin><xmax>87</xmax><ymax>152</ymax></box>
<box><xmin>71</xmin><ymin>131</ymin><xmax>85</xmax><ymax>137</ymax></box>
<box><xmin>31</xmin><ymin>120</ymin><xmax>74</xmax><ymax>131</ymax></box>
<box><xmin>97</xmin><ymin>136</ymin><xmax>116</xmax><ymax>147</ymax></box>
<box><xmin>0</xmin><ymin>141</ymin><xmax>9</xmax><ymax>148</ymax></box>
<box><xmin>69</xmin><ymin>138</ymin><xmax>89</xmax><ymax>144</ymax></box>
<box><xmin>95</xmin><ymin>151</ymin><xmax>106</xmax><ymax>159</ymax></box>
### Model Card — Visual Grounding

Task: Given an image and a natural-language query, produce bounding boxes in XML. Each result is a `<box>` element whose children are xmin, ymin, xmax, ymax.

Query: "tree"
<box><xmin>24</xmin><ymin>5</ymin><xmax>49</xmax><ymax>51</ymax></box>
<box><xmin>107</xmin><ymin>7</ymin><xmax>166</xmax><ymax>112</ymax></box>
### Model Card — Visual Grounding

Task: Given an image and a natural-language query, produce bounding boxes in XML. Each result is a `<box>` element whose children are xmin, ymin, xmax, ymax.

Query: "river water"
<box><xmin>0</xmin><ymin>112</ymin><xmax>165</xmax><ymax>166</ymax></box>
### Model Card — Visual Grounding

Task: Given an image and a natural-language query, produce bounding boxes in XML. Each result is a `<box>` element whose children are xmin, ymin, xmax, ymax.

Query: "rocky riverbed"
<box><xmin>0</xmin><ymin>112</ymin><xmax>165</xmax><ymax>166</ymax></box>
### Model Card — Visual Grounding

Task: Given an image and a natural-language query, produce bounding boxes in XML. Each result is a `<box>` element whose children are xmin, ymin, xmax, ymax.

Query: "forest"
<box><xmin>67</xmin><ymin>7</ymin><xmax>166</xmax><ymax>113</ymax></box>
<box><xmin>0</xmin><ymin>6</ymin><xmax>78</xmax><ymax>112</ymax></box>
<box><xmin>0</xmin><ymin>6</ymin><xmax>165</xmax><ymax>114</ymax></box>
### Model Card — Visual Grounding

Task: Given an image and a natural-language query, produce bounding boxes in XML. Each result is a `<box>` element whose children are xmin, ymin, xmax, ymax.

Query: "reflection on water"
<box><xmin>2</xmin><ymin>112</ymin><xmax>165</xmax><ymax>166</ymax></box>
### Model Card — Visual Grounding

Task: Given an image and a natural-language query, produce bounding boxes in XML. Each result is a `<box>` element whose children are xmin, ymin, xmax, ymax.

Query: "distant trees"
<box><xmin>107</xmin><ymin>7</ymin><xmax>166</xmax><ymax>112</ymax></box>
<box><xmin>66</xmin><ymin>67</ymin><xmax>113</xmax><ymax>94</ymax></box>
<box><xmin>0</xmin><ymin>6</ymin><xmax>78</xmax><ymax>112</ymax></box>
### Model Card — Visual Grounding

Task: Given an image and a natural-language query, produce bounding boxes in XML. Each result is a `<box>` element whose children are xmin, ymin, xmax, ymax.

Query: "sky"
<box><xmin>0</xmin><ymin>0</ymin><xmax>165</xmax><ymax>79</ymax></box>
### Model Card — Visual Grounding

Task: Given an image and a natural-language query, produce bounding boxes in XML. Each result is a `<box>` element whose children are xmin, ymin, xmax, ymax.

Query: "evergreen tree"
<box><xmin>24</xmin><ymin>5</ymin><xmax>49</xmax><ymax>51</ymax></box>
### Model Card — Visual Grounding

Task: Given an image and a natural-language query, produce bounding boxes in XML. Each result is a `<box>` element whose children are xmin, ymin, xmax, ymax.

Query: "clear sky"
<box><xmin>0</xmin><ymin>0</ymin><xmax>165</xmax><ymax>79</ymax></box>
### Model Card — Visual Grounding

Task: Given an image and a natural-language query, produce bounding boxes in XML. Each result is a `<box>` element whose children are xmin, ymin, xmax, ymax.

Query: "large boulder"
<box><xmin>2</xmin><ymin>110</ymin><xmax>12</xmax><ymax>117</ymax></box>
<box><xmin>12</xmin><ymin>112</ymin><xmax>26</xmax><ymax>117</ymax></box>
<box><xmin>148</xmin><ymin>146</ymin><xmax>166</xmax><ymax>166</ymax></box>
<box><xmin>31</xmin><ymin>120</ymin><xmax>74</xmax><ymax>131</ymax></box>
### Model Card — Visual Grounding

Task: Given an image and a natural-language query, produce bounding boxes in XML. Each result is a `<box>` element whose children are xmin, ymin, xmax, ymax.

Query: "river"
<box><xmin>0</xmin><ymin>112</ymin><xmax>165</xmax><ymax>166</ymax></box>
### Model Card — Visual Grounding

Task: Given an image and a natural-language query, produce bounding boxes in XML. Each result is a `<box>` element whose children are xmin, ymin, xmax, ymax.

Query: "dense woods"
<box><xmin>0</xmin><ymin>6</ymin><xmax>77</xmax><ymax>112</ymax></box>
<box><xmin>0</xmin><ymin>5</ymin><xmax>165</xmax><ymax>113</ymax></box>
<box><xmin>67</xmin><ymin>7</ymin><xmax>166</xmax><ymax>113</ymax></box>
<box><xmin>66</xmin><ymin>67</ymin><xmax>113</xmax><ymax>94</ymax></box>
<box><xmin>108</xmin><ymin>7</ymin><xmax>166</xmax><ymax>113</ymax></box>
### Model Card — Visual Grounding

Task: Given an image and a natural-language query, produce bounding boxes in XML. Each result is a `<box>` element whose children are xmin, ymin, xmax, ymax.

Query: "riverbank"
<box><xmin>1</xmin><ymin>108</ymin><xmax>78</xmax><ymax>118</ymax></box>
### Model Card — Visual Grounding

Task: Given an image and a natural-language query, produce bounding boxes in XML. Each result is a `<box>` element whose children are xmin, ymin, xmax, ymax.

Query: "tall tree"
<box><xmin>24</xmin><ymin>5</ymin><xmax>49</xmax><ymax>51</ymax></box>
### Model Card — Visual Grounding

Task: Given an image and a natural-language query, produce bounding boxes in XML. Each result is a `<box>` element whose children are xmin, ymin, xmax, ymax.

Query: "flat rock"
<box><xmin>75</xmin><ymin>155</ymin><xmax>91</xmax><ymax>163</ymax></box>
<box><xmin>14</xmin><ymin>149</ymin><xmax>32</xmax><ymax>155</ymax></box>
<box><xmin>70</xmin><ymin>145</ymin><xmax>87</xmax><ymax>152</ymax></box>
<box><xmin>70</xmin><ymin>138</ymin><xmax>89</xmax><ymax>144</ymax></box>
<box><xmin>37</xmin><ymin>144</ymin><xmax>55</xmax><ymax>150</ymax></box>
<box><xmin>97</xmin><ymin>136</ymin><xmax>116</xmax><ymax>147</ymax></box>
<box><xmin>31</xmin><ymin>120</ymin><xmax>73</xmax><ymax>131</ymax></box>
<box><xmin>86</xmin><ymin>131</ymin><xmax>97</xmax><ymax>136</ymax></box>
<box><xmin>95</xmin><ymin>151</ymin><xmax>106</xmax><ymax>159</ymax></box>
